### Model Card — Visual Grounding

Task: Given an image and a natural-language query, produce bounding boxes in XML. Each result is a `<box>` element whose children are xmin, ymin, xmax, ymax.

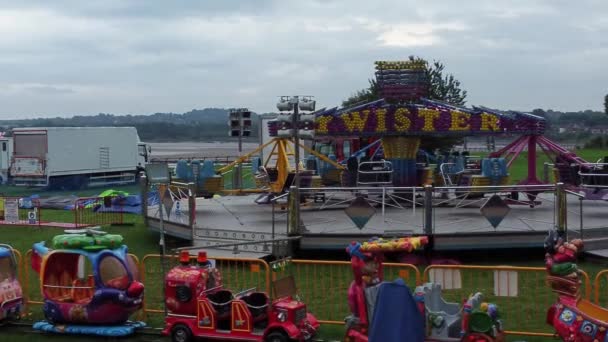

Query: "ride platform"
<box><xmin>146</xmin><ymin>190</ymin><xmax>608</xmax><ymax>255</ymax></box>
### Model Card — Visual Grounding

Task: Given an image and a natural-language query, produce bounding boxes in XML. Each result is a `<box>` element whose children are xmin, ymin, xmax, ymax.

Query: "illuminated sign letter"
<box><xmin>316</xmin><ymin>116</ymin><xmax>333</xmax><ymax>134</ymax></box>
<box><xmin>418</xmin><ymin>109</ymin><xmax>441</xmax><ymax>131</ymax></box>
<box><xmin>449</xmin><ymin>111</ymin><xmax>471</xmax><ymax>131</ymax></box>
<box><xmin>394</xmin><ymin>108</ymin><xmax>411</xmax><ymax>131</ymax></box>
<box><xmin>341</xmin><ymin>111</ymin><xmax>369</xmax><ymax>133</ymax></box>
<box><xmin>480</xmin><ymin>113</ymin><xmax>500</xmax><ymax>131</ymax></box>
<box><xmin>375</xmin><ymin>109</ymin><xmax>387</xmax><ymax>133</ymax></box>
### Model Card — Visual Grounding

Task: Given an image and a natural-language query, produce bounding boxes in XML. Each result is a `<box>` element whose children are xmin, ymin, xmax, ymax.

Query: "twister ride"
<box><xmin>30</xmin><ymin>227</ymin><xmax>145</xmax><ymax>336</ymax></box>
<box><xmin>0</xmin><ymin>244</ymin><xmax>22</xmax><ymax>323</ymax></box>
<box><xmin>345</xmin><ymin>237</ymin><xmax>505</xmax><ymax>342</ymax></box>
<box><xmin>253</xmin><ymin>60</ymin><xmax>606</xmax><ymax>204</ymax></box>
<box><xmin>153</xmin><ymin>59</ymin><xmax>608</xmax><ymax>252</ymax></box>
<box><xmin>163</xmin><ymin>250</ymin><xmax>319</xmax><ymax>342</ymax></box>
<box><xmin>544</xmin><ymin>230</ymin><xmax>608</xmax><ymax>341</ymax></box>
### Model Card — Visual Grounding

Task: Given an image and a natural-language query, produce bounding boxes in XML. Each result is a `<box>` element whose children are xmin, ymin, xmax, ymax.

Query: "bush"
<box><xmin>584</xmin><ymin>136</ymin><xmax>607</xmax><ymax>149</ymax></box>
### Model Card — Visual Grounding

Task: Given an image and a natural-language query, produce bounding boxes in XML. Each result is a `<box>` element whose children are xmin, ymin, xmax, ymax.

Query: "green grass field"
<box><xmin>468</xmin><ymin>148</ymin><xmax>606</xmax><ymax>184</ymax></box>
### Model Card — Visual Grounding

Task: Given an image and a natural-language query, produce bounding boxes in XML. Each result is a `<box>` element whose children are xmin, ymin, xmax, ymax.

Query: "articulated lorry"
<box><xmin>9</xmin><ymin>127</ymin><xmax>150</xmax><ymax>189</ymax></box>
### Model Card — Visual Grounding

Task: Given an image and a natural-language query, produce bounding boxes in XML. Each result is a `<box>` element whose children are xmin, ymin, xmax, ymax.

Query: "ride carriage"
<box><xmin>30</xmin><ymin>227</ymin><xmax>145</xmax><ymax>336</ymax></box>
<box><xmin>545</xmin><ymin>229</ymin><xmax>608</xmax><ymax>341</ymax></box>
<box><xmin>345</xmin><ymin>237</ymin><xmax>504</xmax><ymax>342</ymax></box>
<box><xmin>0</xmin><ymin>244</ymin><xmax>23</xmax><ymax>322</ymax></box>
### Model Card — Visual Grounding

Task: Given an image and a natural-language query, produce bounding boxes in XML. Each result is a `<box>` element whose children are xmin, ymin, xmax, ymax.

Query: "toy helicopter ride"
<box><xmin>0</xmin><ymin>243</ymin><xmax>23</xmax><ymax>324</ymax></box>
<box><xmin>30</xmin><ymin>226</ymin><xmax>145</xmax><ymax>336</ymax></box>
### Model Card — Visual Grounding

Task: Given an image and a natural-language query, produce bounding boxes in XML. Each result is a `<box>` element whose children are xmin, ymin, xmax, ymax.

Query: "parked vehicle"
<box><xmin>163</xmin><ymin>251</ymin><xmax>319</xmax><ymax>342</ymax></box>
<box><xmin>10</xmin><ymin>127</ymin><xmax>150</xmax><ymax>189</ymax></box>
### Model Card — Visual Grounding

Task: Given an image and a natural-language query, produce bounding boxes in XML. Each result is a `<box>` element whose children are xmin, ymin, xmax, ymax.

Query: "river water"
<box><xmin>148</xmin><ymin>141</ymin><xmax>258</xmax><ymax>159</ymax></box>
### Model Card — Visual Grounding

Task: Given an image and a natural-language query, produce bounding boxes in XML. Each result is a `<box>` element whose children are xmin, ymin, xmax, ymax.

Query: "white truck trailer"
<box><xmin>10</xmin><ymin>127</ymin><xmax>150</xmax><ymax>189</ymax></box>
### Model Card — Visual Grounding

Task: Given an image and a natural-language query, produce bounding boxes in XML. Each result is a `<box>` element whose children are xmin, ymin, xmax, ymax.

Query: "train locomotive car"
<box><xmin>163</xmin><ymin>251</ymin><xmax>319</xmax><ymax>342</ymax></box>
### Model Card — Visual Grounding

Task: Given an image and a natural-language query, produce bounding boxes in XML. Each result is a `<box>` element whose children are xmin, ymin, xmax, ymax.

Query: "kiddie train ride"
<box><xmin>0</xmin><ymin>244</ymin><xmax>23</xmax><ymax>323</ymax></box>
<box><xmin>30</xmin><ymin>227</ymin><xmax>145</xmax><ymax>336</ymax></box>
<box><xmin>544</xmin><ymin>230</ymin><xmax>608</xmax><ymax>341</ymax></box>
<box><xmin>163</xmin><ymin>250</ymin><xmax>319</xmax><ymax>342</ymax></box>
<box><xmin>345</xmin><ymin>237</ymin><xmax>505</xmax><ymax>342</ymax></box>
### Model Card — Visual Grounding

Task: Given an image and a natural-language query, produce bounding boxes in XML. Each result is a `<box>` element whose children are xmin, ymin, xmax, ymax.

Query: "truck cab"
<box><xmin>163</xmin><ymin>251</ymin><xmax>319</xmax><ymax>342</ymax></box>
<box><xmin>0</xmin><ymin>136</ymin><xmax>12</xmax><ymax>185</ymax></box>
<box><xmin>137</xmin><ymin>143</ymin><xmax>151</xmax><ymax>170</ymax></box>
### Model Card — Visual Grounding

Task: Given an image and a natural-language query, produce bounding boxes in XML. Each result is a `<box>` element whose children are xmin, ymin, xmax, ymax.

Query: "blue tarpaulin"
<box><xmin>93</xmin><ymin>195</ymin><xmax>144</xmax><ymax>214</ymax></box>
<box><xmin>33</xmin><ymin>321</ymin><xmax>146</xmax><ymax>337</ymax></box>
<box><xmin>368</xmin><ymin>279</ymin><xmax>425</xmax><ymax>342</ymax></box>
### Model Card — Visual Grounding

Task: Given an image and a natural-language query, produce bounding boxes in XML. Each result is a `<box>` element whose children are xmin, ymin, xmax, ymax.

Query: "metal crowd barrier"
<box><xmin>13</xmin><ymin>250</ymin><xmax>605</xmax><ymax>339</ymax></box>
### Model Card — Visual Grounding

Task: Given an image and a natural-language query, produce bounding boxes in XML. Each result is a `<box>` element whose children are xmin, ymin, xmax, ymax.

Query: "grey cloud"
<box><xmin>23</xmin><ymin>85</ymin><xmax>75</xmax><ymax>95</ymax></box>
<box><xmin>0</xmin><ymin>0</ymin><xmax>606</xmax><ymax>118</ymax></box>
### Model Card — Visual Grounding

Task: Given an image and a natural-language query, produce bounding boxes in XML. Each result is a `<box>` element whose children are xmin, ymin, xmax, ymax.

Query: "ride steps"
<box><xmin>192</xmin><ymin>227</ymin><xmax>289</xmax><ymax>259</ymax></box>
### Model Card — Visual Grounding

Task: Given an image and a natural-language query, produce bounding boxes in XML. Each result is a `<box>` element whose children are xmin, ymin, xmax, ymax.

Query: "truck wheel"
<box><xmin>266</xmin><ymin>331</ymin><xmax>289</xmax><ymax>342</ymax></box>
<box><xmin>171</xmin><ymin>324</ymin><xmax>193</xmax><ymax>342</ymax></box>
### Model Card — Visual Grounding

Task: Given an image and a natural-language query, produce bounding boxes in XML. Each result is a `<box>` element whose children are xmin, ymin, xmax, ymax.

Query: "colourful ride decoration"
<box><xmin>415</xmin><ymin>283</ymin><xmax>504</xmax><ymax>342</ymax></box>
<box><xmin>163</xmin><ymin>250</ymin><xmax>319</xmax><ymax>342</ymax></box>
<box><xmin>30</xmin><ymin>227</ymin><xmax>145</xmax><ymax>336</ymax></box>
<box><xmin>268</xmin><ymin>60</ymin><xmax>546</xmax><ymax>187</ymax></box>
<box><xmin>544</xmin><ymin>230</ymin><xmax>608</xmax><ymax>342</ymax></box>
<box><xmin>345</xmin><ymin>237</ymin><xmax>504</xmax><ymax>342</ymax></box>
<box><xmin>0</xmin><ymin>244</ymin><xmax>23</xmax><ymax>322</ymax></box>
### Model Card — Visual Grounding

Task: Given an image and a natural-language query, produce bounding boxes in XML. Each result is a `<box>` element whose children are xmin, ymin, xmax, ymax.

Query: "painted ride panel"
<box><xmin>30</xmin><ymin>228</ymin><xmax>144</xmax><ymax>330</ymax></box>
<box><xmin>545</xmin><ymin>229</ymin><xmax>608</xmax><ymax>341</ymax></box>
<box><xmin>345</xmin><ymin>237</ymin><xmax>504</xmax><ymax>342</ymax></box>
<box><xmin>0</xmin><ymin>244</ymin><xmax>23</xmax><ymax>322</ymax></box>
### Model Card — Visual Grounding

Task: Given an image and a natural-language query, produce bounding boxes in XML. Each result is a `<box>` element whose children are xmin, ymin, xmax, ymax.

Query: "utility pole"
<box><xmin>292</xmin><ymin>96</ymin><xmax>300</xmax><ymax>227</ymax></box>
<box><xmin>229</xmin><ymin>108</ymin><xmax>252</xmax><ymax>192</ymax></box>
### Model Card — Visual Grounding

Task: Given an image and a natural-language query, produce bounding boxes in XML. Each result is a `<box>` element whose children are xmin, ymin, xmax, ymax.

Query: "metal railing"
<box><xmin>356</xmin><ymin>160</ymin><xmax>393</xmax><ymax>186</ymax></box>
<box><xmin>11</xmin><ymin>248</ymin><xmax>608</xmax><ymax>339</ymax></box>
<box><xmin>423</xmin><ymin>264</ymin><xmax>591</xmax><ymax>337</ymax></box>
<box><xmin>295</xmin><ymin>186</ymin><xmax>426</xmax><ymax>235</ymax></box>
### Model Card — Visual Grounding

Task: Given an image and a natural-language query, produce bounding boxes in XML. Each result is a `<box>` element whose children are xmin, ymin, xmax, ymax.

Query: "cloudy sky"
<box><xmin>0</xmin><ymin>0</ymin><xmax>606</xmax><ymax>119</ymax></box>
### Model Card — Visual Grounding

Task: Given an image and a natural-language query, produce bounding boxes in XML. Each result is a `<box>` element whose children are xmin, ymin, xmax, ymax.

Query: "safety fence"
<box><xmin>138</xmin><ymin>254</ymin><xmax>271</xmax><ymax>321</ymax></box>
<box><xmin>0</xmin><ymin>197</ymin><xmax>42</xmax><ymax>227</ymax></box>
<box><xmin>13</xmin><ymin>251</ymin><xmax>608</xmax><ymax>338</ymax></box>
<box><xmin>73</xmin><ymin>196</ymin><xmax>138</xmax><ymax>227</ymax></box>
<box><xmin>144</xmin><ymin>183</ymin><xmax>195</xmax><ymax>228</ymax></box>
<box><xmin>422</xmin><ymin>265</ymin><xmax>590</xmax><ymax>338</ymax></box>
<box><xmin>269</xmin><ymin>259</ymin><xmax>421</xmax><ymax>325</ymax></box>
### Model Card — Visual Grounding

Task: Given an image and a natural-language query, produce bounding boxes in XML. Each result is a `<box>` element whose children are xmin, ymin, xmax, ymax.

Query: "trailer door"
<box><xmin>14</xmin><ymin>131</ymin><xmax>47</xmax><ymax>157</ymax></box>
<box><xmin>12</xmin><ymin>131</ymin><xmax>47</xmax><ymax>176</ymax></box>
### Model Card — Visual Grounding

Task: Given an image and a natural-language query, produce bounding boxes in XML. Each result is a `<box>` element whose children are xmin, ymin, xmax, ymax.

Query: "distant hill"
<box><xmin>0</xmin><ymin>107</ymin><xmax>606</xmax><ymax>143</ymax></box>
<box><xmin>0</xmin><ymin>109</ymin><xmax>263</xmax><ymax>142</ymax></box>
